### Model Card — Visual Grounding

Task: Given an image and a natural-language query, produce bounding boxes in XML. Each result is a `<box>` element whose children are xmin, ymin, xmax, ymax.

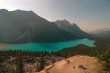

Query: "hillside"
<box><xmin>0</xmin><ymin>9</ymin><xmax>89</xmax><ymax>43</ymax></box>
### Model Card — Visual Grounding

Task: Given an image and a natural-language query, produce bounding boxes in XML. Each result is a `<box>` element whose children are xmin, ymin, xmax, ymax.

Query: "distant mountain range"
<box><xmin>0</xmin><ymin>9</ymin><xmax>89</xmax><ymax>43</ymax></box>
<box><xmin>89</xmin><ymin>30</ymin><xmax>110</xmax><ymax>48</ymax></box>
<box><xmin>90</xmin><ymin>30</ymin><xmax>110</xmax><ymax>39</ymax></box>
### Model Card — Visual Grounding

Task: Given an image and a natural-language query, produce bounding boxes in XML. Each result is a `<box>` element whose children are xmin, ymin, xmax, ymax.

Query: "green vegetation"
<box><xmin>0</xmin><ymin>56</ymin><xmax>10</xmax><ymax>62</ymax></box>
<box><xmin>0</xmin><ymin>47</ymin><xmax>110</xmax><ymax>72</ymax></box>
<box><xmin>16</xmin><ymin>56</ymin><xmax>23</xmax><ymax>73</ymax></box>
<box><xmin>94</xmin><ymin>49</ymin><xmax>110</xmax><ymax>72</ymax></box>
<box><xmin>0</xmin><ymin>56</ymin><xmax>16</xmax><ymax>73</ymax></box>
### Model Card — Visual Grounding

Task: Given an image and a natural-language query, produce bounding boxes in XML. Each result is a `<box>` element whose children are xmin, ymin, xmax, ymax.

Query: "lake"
<box><xmin>0</xmin><ymin>38</ymin><xmax>95</xmax><ymax>52</ymax></box>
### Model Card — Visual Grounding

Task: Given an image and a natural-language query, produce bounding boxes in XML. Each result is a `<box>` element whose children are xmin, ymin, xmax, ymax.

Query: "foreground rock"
<box><xmin>39</xmin><ymin>55</ymin><xmax>105</xmax><ymax>73</ymax></box>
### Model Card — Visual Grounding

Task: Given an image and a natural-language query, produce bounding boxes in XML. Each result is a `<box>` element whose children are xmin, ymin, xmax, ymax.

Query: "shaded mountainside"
<box><xmin>54</xmin><ymin>19</ymin><xmax>90</xmax><ymax>38</ymax></box>
<box><xmin>0</xmin><ymin>9</ymin><xmax>89</xmax><ymax>43</ymax></box>
<box><xmin>91</xmin><ymin>30</ymin><xmax>110</xmax><ymax>40</ymax></box>
<box><xmin>90</xmin><ymin>30</ymin><xmax>110</xmax><ymax>48</ymax></box>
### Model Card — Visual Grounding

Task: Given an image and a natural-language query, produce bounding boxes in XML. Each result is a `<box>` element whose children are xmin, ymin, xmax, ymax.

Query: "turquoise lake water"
<box><xmin>0</xmin><ymin>38</ymin><xmax>95</xmax><ymax>52</ymax></box>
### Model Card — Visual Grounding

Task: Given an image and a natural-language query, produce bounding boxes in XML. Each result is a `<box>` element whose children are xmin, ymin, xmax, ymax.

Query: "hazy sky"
<box><xmin>0</xmin><ymin>0</ymin><xmax>110</xmax><ymax>32</ymax></box>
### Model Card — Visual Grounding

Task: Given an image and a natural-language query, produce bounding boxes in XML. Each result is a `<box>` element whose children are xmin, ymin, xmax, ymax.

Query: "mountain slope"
<box><xmin>90</xmin><ymin>30</ymin><xmax>110</xmax><ymax>48</ymax></box>
<box><xmin>91</xmin><ymin>30</ymin><xmax>110</xmax><ymax>39</ymax></box>
<box><xmin>0</xmin><ymin>9</ymin><xmax>89</xmax><ymax>43</ymax></box>
<box><xmin>54</xmin><ymin>19</ymin><xmax>89</xmax><ymax>38</ymax></box>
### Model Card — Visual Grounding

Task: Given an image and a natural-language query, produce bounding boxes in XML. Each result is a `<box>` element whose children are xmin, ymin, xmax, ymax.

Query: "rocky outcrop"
<box><xmin>39</xmin><ymin>55</ymin><xmax>105</xmax><ymax>73</ymax></box>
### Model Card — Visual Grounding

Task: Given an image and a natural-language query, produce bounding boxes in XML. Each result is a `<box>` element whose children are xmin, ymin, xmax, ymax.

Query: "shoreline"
<box><xmin>0</xmin><ymin>51</ymin><xmax>48</xmax><ymax>57</ymax></box>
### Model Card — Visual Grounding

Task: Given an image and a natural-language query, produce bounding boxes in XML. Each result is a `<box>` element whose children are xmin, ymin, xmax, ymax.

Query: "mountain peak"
<box><xmin>55</xmin><ymin>19</ymin><xmax>72</xmax><ymax>25</ymax></box>
<box><xmin>12</xmin><ymin>9</ymin><xmax>34</xmax><ymax>13</ymax></box>
<box><xmin>54</xmin><ymin>19</ymin><xmax>81</xmax><ymax>32</ymax></box>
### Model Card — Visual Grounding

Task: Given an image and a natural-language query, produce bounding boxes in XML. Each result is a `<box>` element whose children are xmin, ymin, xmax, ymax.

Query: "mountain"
<box><xmin>90</xmin><ymin>30</ymin><xmax>110</xmax><ymax>39</ymax></box>
<box><xmin>0</xmin><ymin>9</ymin><xmax>89</xmax><ymax>43</ymax></box>
<box><xmin>90</xmin><ymin>30</ymin><xmax>110</xmax><ymax>48</ymax></box>
<box><xmin>54</xmin><ymin>19</ymin><xmax>90</xmax><ymax>38</ymax></box>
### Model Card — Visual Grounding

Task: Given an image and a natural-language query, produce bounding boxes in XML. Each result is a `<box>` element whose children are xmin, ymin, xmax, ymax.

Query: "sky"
<box><xmin>0</xmin><ymin>0</ymin><xmax>110</xmax><ymax>32</ymax></box>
